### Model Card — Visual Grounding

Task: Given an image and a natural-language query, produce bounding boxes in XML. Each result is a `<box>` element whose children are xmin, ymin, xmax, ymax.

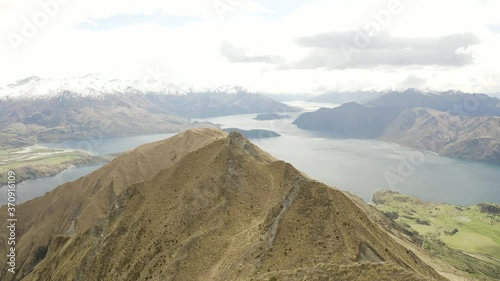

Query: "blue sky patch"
<box><xmin>76</xmin><ymin>11</ymin><xmax>199</xmax><ymax>31</ymax></box>
<box><xmin>487</xmin><ymin>24</ymin><xmax>500</xmax><ymax>33</ymax></box>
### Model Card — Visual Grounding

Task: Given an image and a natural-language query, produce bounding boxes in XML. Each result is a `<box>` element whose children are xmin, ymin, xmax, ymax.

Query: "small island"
<box><xmin>223</xmin><ymin>128</ymin><xmax>281</xmax><ymax>138</ymax></box>
<box><xmin>253</xmin><ymin>113</ymin><xmax>291</xmax><ymax>121</ymax></box>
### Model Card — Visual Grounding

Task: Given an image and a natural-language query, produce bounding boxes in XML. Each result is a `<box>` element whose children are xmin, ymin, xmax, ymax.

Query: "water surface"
<box><xmin>2</xmin><ymin>108</ymin><xmax>499</xmax><ymax>206</ymax></box>
<box><xmin>1</xmin><ymin>133</ymin><xmax>175</xmax><ymax>205</ymax></box>
<box><xmin>193</xmin><ymin>113</ymin><xmax>500</xmax><ymax>205</ymax></box>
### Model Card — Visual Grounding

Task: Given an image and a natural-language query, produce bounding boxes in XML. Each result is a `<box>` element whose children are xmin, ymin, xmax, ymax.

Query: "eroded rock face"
<box><xmin>479</xmin><ymin>203</ymin><xmax>500</xmax><ymax>215</ymax></box>
<box><xmin>357</xmin><ymin>243</ymin><xmax>385</xmax><ymax>263</ymax></box>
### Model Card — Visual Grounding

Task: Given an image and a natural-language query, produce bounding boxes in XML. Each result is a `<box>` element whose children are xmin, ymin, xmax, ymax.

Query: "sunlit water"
<box><xmin>2</xmin><ymin>104</ymin><xmax>499</xmax><ymax>206</ymax></box>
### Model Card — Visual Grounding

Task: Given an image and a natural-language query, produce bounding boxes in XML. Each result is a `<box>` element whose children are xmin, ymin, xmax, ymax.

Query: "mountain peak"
<box><xmin>1</xmin><ymin>129</ymin><xmax>446</xmax><ymax>281</ymax></box>
<box><xmin>438</xmin><ymin>89</ymin><xmax>465</xmax><ymax>95</ymax></box>
<box><xmin>0</xmin><ymin>76</ymin><xmax>254</xmax><ymax>100</ymax></box>
<box><xmin>402</xmin><ymin>88</ymin><xmax>426</xmax><ymax>95</ymax></box>
<box><xmin>227</xmin><ymin>129</ymin><xmax>247</xmax><ymax>142</ymax></box>
<box><xmin>340</xmin><ymin>101</ymin><xmax>365</xmax><ymax>108</ymax></box>
<box><xmin>225</xmin><ymin>130</ymin><xmax>277</xmax><ymax>164</ymax></box>
<box><xmin>211</xmin><ymin>84</ymin><xmax>249</xmax><ymax>94</ymax></box>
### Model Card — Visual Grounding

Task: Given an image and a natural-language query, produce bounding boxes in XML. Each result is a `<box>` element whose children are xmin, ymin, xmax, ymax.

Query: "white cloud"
<box><xmin>1</xmin><ymin>0</ymin><xmax>500</xmax><ymax>94</ymax></box>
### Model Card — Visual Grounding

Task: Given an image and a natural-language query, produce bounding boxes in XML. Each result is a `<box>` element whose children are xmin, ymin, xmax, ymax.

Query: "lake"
<box><xmin>2</xmin><ymin>103</ymin><xmax>499</xmax><ymax>206</ymax></box>
<box><xmin>40</xmin><ymin>133</ymin><xmax>176</xmax><ymax>155</ymax></box>
<box><xmin>192</xmin><ymin>107</ymin><xmax>500</xmax><ymax>206</ymax></box>
<box><xmin>0</xmin><ymin>165</ymin><xmax>103</xmax><ymax>205</ymax></box>
<box><xmin>0</xmin><ymin>133</ymin><xmax>175</xmax><ymax>205</ymax></box>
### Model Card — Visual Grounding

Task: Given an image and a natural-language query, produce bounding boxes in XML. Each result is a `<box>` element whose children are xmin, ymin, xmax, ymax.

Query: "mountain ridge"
<box><xmin>0</xmin><ymin>128</ymin><xmax>229</xmax><ymax>279</ymax></box>
<box><xmin>0</xmin><ymin>75</ymin><xmax>250</xmax><ymax>100</ymax></box>
<box><xmin>0</xmin><ymin>78</ymin><xmax>297</xmax><ymax>147</ymax></box>
<box><xmin>367</xmin><ymin>89</ymin><xmax>500</xmax><ymax>117</ymax></box>
<box><xmin>293</xmin><ymin>102</ymin><xmax>500</xmax><ymax>164</ymax></box>
<box><xmin>382</xmin><ymin>107</ymin><xmax>500</xmax><ymax>163</ymax></box>
<box><xmin>1</xmin><ymin>129</ymin><xmax>446</xmax><ymax>281</ymax></box>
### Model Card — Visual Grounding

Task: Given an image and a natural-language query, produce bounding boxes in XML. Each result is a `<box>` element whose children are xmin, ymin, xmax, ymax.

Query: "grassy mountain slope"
<box><xmin>2</xmin><ymin>129</ymin><xmax>445</xmax><ymax>281</ymax></box>
<box><xmin>0</xmin><ymin>128</ymin><xmax>228</xmax><ymax>279</ymax></box>
<box><xmin>373</xmin><ymin>190</ymin><xmax>500</xmax><ymax>281</ymax></box>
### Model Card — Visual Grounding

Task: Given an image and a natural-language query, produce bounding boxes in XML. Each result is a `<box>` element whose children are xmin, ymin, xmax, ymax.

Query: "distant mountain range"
<box><xmin>294</xmin><ymin>90</ymin><xmax>500</xmax><ymax>164</ymax></box>
<box><xmin>0</xmin><ymin>76</ymin><xmax>297</xmax><ymax>147</ymax></box>
<box><xmin>0</xmin><ymin>129</ymin><xmax>446</xmax><ymax>280</ymax></box>
<box><xmin>383</xmin><ymin>107</ymin><xmax>500</xmax><ymax>163</ymax></box>
<box><xmin>0</xmin><ymin>75</ymin><xmax>242</xmax><ymax>100</ymax></box>
<box><xmin>308</xmin><ymin>91</ymin><xmax>384</xmax><ymax>104</ymax></box>
<box><xmin>367</xmin><ymin>88</ymin><xmax>500</xmax><ymax>117</ymax></box>
<box><xmin>305</xmin><ymin>89</ymin><xmax>500</xmax><ymax>115</ymax></box>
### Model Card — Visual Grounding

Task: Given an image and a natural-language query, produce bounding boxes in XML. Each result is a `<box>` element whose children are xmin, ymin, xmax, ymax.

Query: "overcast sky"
<box><xmin>1</xmin><ymin>0</ymin><xmax>500</xmax><ymax>94</ymax></box>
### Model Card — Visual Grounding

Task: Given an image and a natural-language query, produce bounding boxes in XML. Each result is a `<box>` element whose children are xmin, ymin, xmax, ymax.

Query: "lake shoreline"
<box><xmin>2</xmin><ymin>108</ymin><xmax>499</xmax><ymax>206</ymax></box>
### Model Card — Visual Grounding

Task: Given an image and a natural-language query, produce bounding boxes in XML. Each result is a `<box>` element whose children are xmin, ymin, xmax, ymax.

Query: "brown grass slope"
<box><xmin>21</xmin><ymin>130</ymin><xmax>445</xmax><ymax>281</ymax></box>
<box><xmin>0</xmin><ymin>128</ymin><xmax>227</xmax><ymax>280</ymax></box>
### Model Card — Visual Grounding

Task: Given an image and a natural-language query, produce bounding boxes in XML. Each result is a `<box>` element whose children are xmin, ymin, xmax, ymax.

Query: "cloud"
<box><xmin>1</xmin><ymin>0</ymin><xmax>500</xmax><ymax>94</ymax></box>
<box><xmin>291</xmin><ymin>32</ymin><xmax>480</xmax><ymax>69</ymax></box>
<box><xmin>220</xmin><ymin>42</ymin><xmax>284</xmax><ymax>64</ymax></box>
<box><xmin>398</xmin><ymin>74</ymin><xmax>428</xmax><ymax>90</ymax></box>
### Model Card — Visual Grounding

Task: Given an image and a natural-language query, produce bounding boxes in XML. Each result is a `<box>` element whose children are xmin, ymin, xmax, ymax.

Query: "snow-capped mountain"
<box><xmin>0</xmin><ymin>75</ymin><xmax>251</xmax><ymax>100</ymax></box>
<box><xmin>0</xmin><ymin>75</ymin><xmax>297</xmax><ymax>147</ymax></box>
<box><xmin>398</xmin><ymin>88</ymin><xmax>467</xmax><ymax>96</ymax></box>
